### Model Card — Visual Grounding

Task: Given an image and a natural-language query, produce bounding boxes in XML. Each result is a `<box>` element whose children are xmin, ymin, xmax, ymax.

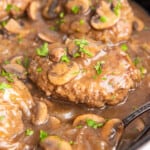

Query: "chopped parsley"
<box><xmin>133</xmin><ymin>57</ymin><xmax>140</xmax><ymax>66</ymax></box>
<box><xmin>49</xmin><ymin>26</ymin><xmax>57</xmax><ymax>31</ymax></box>
<box><xmin>36</xmin><ymin>67</ymin><xmax>42</xmax><ymax>73</ymax></box>
<box><xmin>79</xmin><ymin>19</ymin><xmax>85</xmax><ymax>25</ymax></box>
<box><xmin>86</xmin><ymin>119</ymin><xmax>104</xmax><ymax>129</ymax></box>
<box><xmin>25</xmin><ymin>129</ymin><xmax>34</xmax><ymax>136</ymax></box>
<box><xmin>94</xmin><ymin>61</ymin><xmax>105</xmax><ymax>75</ymax></box>
<box><xmin>76</xmin><ymin>125</ymin><xmax>83</xmax><ymax>129</ymax></box>
<box><xmin>74</xmin><ymin>39</ymin><xmax>93</xmax><ymax>57</ymax></box>
<box><xmin>0</xmin><ymin>70</ymin><xmax>14</xmax><ymax>82</ymax></box>
<box><xmin>121</xmin><ymin>43</ymin><xmax>128</xmax><ymax>52</ymax></box>
<box><xmin>23</xmin><ymin>57</ymin><xmax>30</xmax><ymax>69</ymax></box>
<box><xmin>36</xmin><ymin>43</ymin><xmax>49</xmax><ymax>57</ymax></box>
<box><xmin>0</xmin><ymin>115</ymin><xmax>5</xmax><ymax>121</ymax></box>
<box><xmin>73</xmin><ymin>52</ymin><xmax>80</xmax><ymax>58</ymax></box>
<box><xmin>61</xmin><ymin>54</ymin><xmax>70</xmax><ymax>63</ymax></box>
<box><xmin>5</xmin><ymin>4</ymin><xmax>19</xmax><ymax>12</ymax></box>
<box><xmin>99</xmin><ymin>16</ymin><xmax>107</xmax><ymax>23</ymax></box>
<box><xmin>69</xmin><ymin>140</ymin><xmax>75</xmax><ymax>145</ymax></box>
<box><xmin>59</xmin><ymin>12</ymin><xmax>65</xmax><ymax>18</ymax></box>
<box><xmin>1</xmin><ymin>21</ymin><xmax>7</xmax><ymax>27</ymax></box>
<box><xmin>71</xmin><ymin>6</ymin><xmax>80</xmax><ymax>14</ymax></box>
<box><xmin>0</xmin><ymin>83</ymin><xmax>11</xmax><ymax>90</ymax></box>
<box><xmin>40</xmin><ymin>130</ymin><xmax>48</xmax><ymax>141</ymax></box>
<box><xmin>113</xmin><ymin>1</ymin><xmax>121</xmax><ymax>16</ymax></box>
<box><xmin>139</xmin><ymin>66</ymin><xmax>147</xmax><ymax>76</ymax></box>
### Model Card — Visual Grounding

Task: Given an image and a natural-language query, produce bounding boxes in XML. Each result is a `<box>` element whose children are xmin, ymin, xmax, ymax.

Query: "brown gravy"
<box><xmin>0</xmin><ymin>1</ymin><xmax>149</xmax><ymax>150</ymax></box>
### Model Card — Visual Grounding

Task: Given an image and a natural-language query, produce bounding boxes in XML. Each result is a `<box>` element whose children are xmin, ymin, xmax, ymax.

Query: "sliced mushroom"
<box><xmin>38</xmin><ymin>31</ymin><xmax>61</xmax><ymax>43</ymax></box>
<box><xmin>10</xmin><ymin>56</ymin><xmax>24</xmax><ymax>64</ymax></box>
<box><xmin>4</xmin><ymin>19</ymin><xmax>29</xmax><ymax>36</ymax></box>
<box><xmin>66</xmin><ymin>0</ymin><xmax>91</xmax><ymax>14</ymax></box>
<box><xmin>49</xmin><ymin>116</ymin><xmax>61</xmax><ymax>129</ymax></box>
<box><xmin>32</xmin><ymin>101</ymin><xmax>49</xmax><ymax>125</ymax></box>
<box><xmin>42</xmin><ymin>0</ymin><xmax>60</xmax><ymax>19</ymax></box>
<box><xmin>48</xmin><ymin>62</ymin><xmax>80</xmax><ymax>85</ymax></box>
<box><xmin>91</xmin><ymin>1</ymin><xmax>121</xmax><ymax>30</ymax></box>
<box><xmin>73</xmin><ymin>114</ymin><xmax>105</xmax><ymax>126</ymax></box>
<box><xmin>27</xmin><ymin>0</ymin><xmax>41</xmax><ymax>21</ymax></box>
<box><xmin>101</xmin><ymin>119</ymin><xmax>124</xmax><ymax>146</ymax></box>
<box><xmin>3</xmin><ymin>63</ymin><xmax>27</xmax><ymax>80</ymax></box>
<box><xmin>40</xmin><ymin>136</ymin><xmax>72</xmax><ymax>150</ymax></box>
<box><xmin>133</xmin><ymin>17</ymin><xmax>144</xmax><ymax>31</ymax></box>
<box><xmin>49</xmin><ymin>47</ymin><xmax>66</xmax><ymax>62</ymax></box>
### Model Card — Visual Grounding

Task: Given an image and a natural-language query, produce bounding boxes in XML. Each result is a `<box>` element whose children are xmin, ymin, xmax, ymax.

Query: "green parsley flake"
<box><xmin>59</xmin><ymin>12</ymin><xmax>64</xmax><ymax>18</ymax></box>
<box><xmin>36</xmin><ymin>67</ymin><xmax>42</xmax><ymax>73</ymax></box>
<box><xmin>0</xmin><ymin>83</ymin><xmax>11</xmax><ymax>90</ymax></box>
<box><xmin>1</xmin><ymin>21</ymin><xmax>7</xmax><ymax>27</ymax></box>
<box><xmin>5</xmin><ymin>4</ymin><xmax>19</xmax><ymax>12</ymax></box>
<box><xmin>61</xmin><ymin>54</ymin><xmax>70</xmax><ymax>63</ymax></box>
<box><xmin>121</xmin><ymin>43</ymin><xmax>128</xmax><ymax>52</ymax></box>
<box><xmin>36</xmin><ymin>43</ymin><xmax>49</xmax><ymax>57</ymax></box>
<box><xmin>71</xmin><ymin>6</ymin><xmax>80</xmax><ymax>14</ymax></box>
<box><xmin>74</xmin><ymin>39</ymin><xmax>93</xmax><ymax>57</ymax></box>
<box><xmin>99</xmin><ymin>16</ymin><xmax>107</xmax><ymax>23</ymax></box>
<box><xmin>69</xmin><ymin>140</ymin><xmax>75</xmax><ymax>145</ymax></box>
<box><xmin>23</xmin><ymin>57</ymin><xmax>30</xmax><ymax>69</ymax></box>
<box><xmin>86</xmin><ymin>119</ymin><xmax>104</xmax><ymax>129</ymax></box>
<box><xmin>0</xmin><ymin>70</ymin><xmax>14</xmax><ymax>82</ymax></box>
<box><xmin>139</xmin><ymin>66</ymin><xmax>147</xmax><ymax>75</ymax></box>
<box><xmin>40</xmin><ymin>130</ymin><xmax>48</xmax><ymax>141</ymax></box>
<box><xmin>94</xmin><ymin>61</ymin><xmax>104</xmax><ymax>75</ymax></box>
<box><xmin>133</xmin><ymin>57</ymin><xmax>140</xmax><ymax>66</ymax></box>
<box><xmin>49</xmin><ymin>26</ymin><xmax>57</xmax><ymax>31</ymax></box>
<box><xmin>25</xmin><ymin>129</ymin><xmax>34</xmax><ymax>136</ymax></box>
<box><xmin>113</xmin><ymin>2</ymin><xmax>121</xmax><ymax>16</ymax></box>
<box><xmin>79</xmin><ymin>19</ymin><xmax>85</xmax><ymax>25</ymax></box>
<box><xmin>73</xmin><ymin>52</ymin><xmax>80</xmax><ymax>58</ymax></box>
<box><xmin>0</xmin><ymin>115</ymin><xmax>5</xmax><ymax>121</ymax></box>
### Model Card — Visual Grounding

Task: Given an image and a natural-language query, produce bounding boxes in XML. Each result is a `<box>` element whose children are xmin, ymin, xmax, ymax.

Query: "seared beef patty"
<box><xmin>29</xmin><ymin>39</ymin><xmax>141</xmax><ymax>107</ymax></box>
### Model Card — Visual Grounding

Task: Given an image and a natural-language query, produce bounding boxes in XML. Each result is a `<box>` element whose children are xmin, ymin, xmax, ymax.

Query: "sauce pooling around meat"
<box><xmin>0</xmin><ymin>0</ymin><xmax>149</xmax><ymax>150</ymax></box>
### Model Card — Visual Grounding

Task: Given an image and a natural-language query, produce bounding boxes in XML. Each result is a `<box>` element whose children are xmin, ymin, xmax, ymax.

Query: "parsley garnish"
<box><xmin>74</xmin><ymin>39</ymin><xmax>93</xmax><ymax>57</ymax></box>
<box><xmin>94</xmin><ymin>61</ymin><xmax>105</xmax><ymax>75</ymax></box>
<box><xmin>40</xmin><ymin>130</ymin><xmax>48</xmax><ymax>141</ymax></box>
<box><xmin>71</xmin><ymin>6</ymin><xmax>80</xmax><ymax>14</ymax></box>
<box><xmin>99</xmin><ymin>16</ymin><xmax>107</xmax><ymax>23</ymax></box>
<box><xmin>86</xmin><ymin>119</ymin><xmax>104</xmax><ymax>129</ymax></box>
<box><xmin>1</xmin><ymin>70</ymin><xmax>14</xmax><ymax>82</ymax></box>
<box><xmin>0</xmin><ymin>83</ymin><xmax>11</xmax><ymax>90</ymax></box>
<box><xmin>79</xmin><ymin>19</ymin><xmax>85</xmax><ymax>25</ymax></box>
<box><xmin>133</xmin><ymin>57</ymin><xmax>140</xmax><ymax>66</ymax></box>
<box><xmin>23</xmin><ymin>57</ymin><xmax>30</xmax><ymax>69</ymax></box>
<box><xmin>113</xmin><ymin>1</ymin><xmax>121</xmax><ymax>16</ymax></box>
<box><xmin>36</xmin><ymin>67</ymin><xmax>42</xmax><ymax>73</ymax></box>
<box><xmin>5</xmin><ymin>4</ymin><xmax>19</xmax><ymax>12</ymax></box>
<box><xmin>61</xmin><ymin>54</ymin><xmax>70</xmax><ymax>63</ymax></box>
<box><xmin>0</xmin><ymin>115</ymin><xmax>5</xmax><ymax>121</ymax></box>
<box><xmin>36</xmin><ymin>43</ymin><xmax>49</xmax><ymax>57</ymax></box>
<box><xmin>59</xmin><ymin>12</ymin><xmax>64</xmax><ymax>18</ymax></box>
<box><xmin>25</xmin><ymin>129</ymin><xmax>34</xmax><ymax>136</ymax></box>
<box><xmin>121</xmin><ymin>43</ymin><xmax>128</xmax><ymax>52</ymax></box>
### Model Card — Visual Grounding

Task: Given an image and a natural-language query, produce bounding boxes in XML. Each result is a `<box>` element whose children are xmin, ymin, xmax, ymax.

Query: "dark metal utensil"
<box><xmin>122</xmin><ymin>101</ymin><xmax>150</xmax><ymax>127</ymax></box>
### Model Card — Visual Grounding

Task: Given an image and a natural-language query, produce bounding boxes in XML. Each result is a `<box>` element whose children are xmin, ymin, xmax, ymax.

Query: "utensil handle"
<box><xmin>122</xmin><ymin>101</ymin><xmax>150</xmax><ymax>127</ymax></box>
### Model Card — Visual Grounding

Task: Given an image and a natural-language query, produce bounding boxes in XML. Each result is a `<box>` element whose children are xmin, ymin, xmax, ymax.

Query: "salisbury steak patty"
<box><xmin>29</xmin><ymin>39</ymin><xmax>140</xmax><ymax>107</ymax></box>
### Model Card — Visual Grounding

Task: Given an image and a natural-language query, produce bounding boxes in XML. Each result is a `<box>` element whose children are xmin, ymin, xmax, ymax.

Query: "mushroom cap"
<box><xmin>48</xmin><ymin>62</ymin><xmax>80</xmax><ymax>85</ymax></box>
<box><xmin>40</xmin><ymin>136</ymin><xmax>72</xmax><ymax>150</ymax></box>
<box><xmin>73</xmin><ymin>114</ymin><xmax>105</xmax><ymax>126</ymax></box>
<box><xmin>27</xmin><ymin>0</ymin><xmax>41</xmax><ymax>21</ymax></box>
<box><xmin>91</xmin><ymin>1</ymin><xmax>121</xmax><ymax>30</ymax></box>
<box><xmin>101</xmin><ymin>119</ymin><xmax>124</xmax><ymax>146</ymax></box>
<box><xmin>66</xmin><ymin>0</ymin><xmax>91</xmax><ymax>14</ymax></box>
